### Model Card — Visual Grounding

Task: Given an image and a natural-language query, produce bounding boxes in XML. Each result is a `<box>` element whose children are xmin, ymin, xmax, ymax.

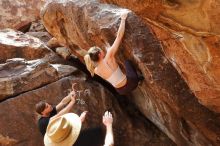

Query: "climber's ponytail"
<box><xmin>84</xmin><ymin>54</ymin><xmax>96</xmax><ymax>76</ymax></box>
<box><xmin>84</xmin><ymin>46</ymin><xmax>102</xmax><ymax>76</ymax></box>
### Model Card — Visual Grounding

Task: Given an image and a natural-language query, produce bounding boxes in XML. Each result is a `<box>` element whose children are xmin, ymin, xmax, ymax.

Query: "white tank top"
<box><xmin>98</xmin><ymin>59</ymin><xmax>126</xmax><ymax>87</ymax></box>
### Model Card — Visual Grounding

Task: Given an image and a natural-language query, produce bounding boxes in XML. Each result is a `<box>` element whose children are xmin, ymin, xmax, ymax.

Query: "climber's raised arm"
<box><xmin>105</xmin><ymin>11</ymin><xmax>128</xmax><ymax>60</ymax></box>
<box><xmin>84</xmin><ymin>10</ymin><xmax>142</xmax><ymax>95</ymax></box>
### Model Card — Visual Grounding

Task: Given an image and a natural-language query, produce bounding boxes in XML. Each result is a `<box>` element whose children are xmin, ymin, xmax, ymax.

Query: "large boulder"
<box><xmin>100</xmin><ymin>0</ymin><xmax>220</xmax><ymax>34</ymax></box>
<box><xmin>0</xmin><ymin>58</ymin><xmax>76</xmax><ymax>101</ymax></box>
<box><xmin>41</xmin><ymin>0</ymin><xmax>220</xmax><ymax>145</ymax></box>
<box><xmin>0</xmin><ymin>0</ymin><xmax>45</xmax><ymax>30</ymax></box>
<box><xmin>0</xmin><ymin>75</ymin><xmax>174</xmax><ymax>146</ymax></box>
<box><xmin>0</xmin><ymin>29</ymin><xmax>54</xmax><ymax>63</ymax></box>
<box><xmin>101</xmin><ymin>0</ymin><xmax>220</xmax><ymax>116</ymax></box>
<box><xmin>26</xmin><ymin>20</ymin><xmax>52</xmax><ymax>44</ymax></box>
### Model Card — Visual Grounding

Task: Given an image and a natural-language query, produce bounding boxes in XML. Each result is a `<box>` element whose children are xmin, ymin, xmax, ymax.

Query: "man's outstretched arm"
<box><xmin>56</xmin><ymin>83</ymin><xmax>77</xmax><ymax>112</ymax></box>
<box><xmin>103</xmin><ymin>111</ymin><xmax>114</xmax><ymax>146</ymax></box>
<box><xmin>51</xmin><ymin>89</ymin><xmax>76</xmax><ymax>120</ymax></box>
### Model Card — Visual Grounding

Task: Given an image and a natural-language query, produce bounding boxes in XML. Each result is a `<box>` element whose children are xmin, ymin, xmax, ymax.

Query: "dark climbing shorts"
<box><xmin>116</xmin><ymin>60</ymin><xmax>139</xmax><ymax>95</ymax></box>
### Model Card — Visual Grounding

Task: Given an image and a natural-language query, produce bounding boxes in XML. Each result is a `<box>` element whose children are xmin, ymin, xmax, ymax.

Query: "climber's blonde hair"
<box><xmin>84</xmin><ymin>46</ymin><xmax>102</xmax><ymax>76</ymax></box>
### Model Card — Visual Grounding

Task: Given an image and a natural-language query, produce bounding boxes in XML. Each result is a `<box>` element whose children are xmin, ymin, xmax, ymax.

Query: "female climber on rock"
<box><xmin>84</xmin><ymin>11</ymin><xmax>143</xmax><ymax>95</ymax></box>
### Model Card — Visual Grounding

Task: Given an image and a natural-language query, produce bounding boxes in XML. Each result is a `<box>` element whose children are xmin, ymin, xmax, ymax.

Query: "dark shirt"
<box><xmin>73</xmin><ymin>127</ymin><xmax>105</xmax><ymax>146</ymax></box>
<box><xmin>38</xmin><ymin>107</ymin><xmax>57</xmax><ymax>136</ymax></box>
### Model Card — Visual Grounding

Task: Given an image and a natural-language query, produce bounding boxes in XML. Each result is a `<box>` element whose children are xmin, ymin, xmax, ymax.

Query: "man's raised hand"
<box><xmin>120</xmin><ymin>10</ymin><xmax>129</xmax><ymax>20</ymax></box>
<box><xmin>70</xmin><ymin>83</ymin><xmax>77</xmax><ymax>103</ymax></box>
<box><xmin>103</xmin><ymin>111</ymin><xmax>113</xmax><ymax>127</ymax></box>
<box><xmin>80</xmin><ymin>111</ymin><xmax>88</xmax><ymax>122</ymax></box>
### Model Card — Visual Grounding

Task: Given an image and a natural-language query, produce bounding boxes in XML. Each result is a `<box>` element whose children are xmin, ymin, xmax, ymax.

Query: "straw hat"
<box><xmin>44</xmin><ymin>113</ymin><xmax>82</xmax><ymax>146</ymax></box>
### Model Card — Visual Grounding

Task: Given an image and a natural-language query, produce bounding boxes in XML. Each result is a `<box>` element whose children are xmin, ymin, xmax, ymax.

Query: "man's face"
<box><xmin>41</xmin><ymin>103</ymin><xmax>53</xmax><ymax>115</ymax></box>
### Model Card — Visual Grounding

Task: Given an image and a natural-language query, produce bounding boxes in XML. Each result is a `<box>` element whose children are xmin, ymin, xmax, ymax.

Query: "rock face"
<box><xmin>41</xmin><ymin>0</ymin><xmax>220</xmax><ymax>146</ymax></box>
<box><xmin>100</xmin><ymin>0</ymin><xmax>220</xmax><ymax>34</ymax></box>
<box><xmin>26</xmin><ymin>20</ymin><xmax>52</xmax><ymax>43</ymax></box>
<box><xmin>0</xmin><ymin>0</ymin><xmax>45</xmax><ymax>29</ymax></box>
<box><xmin>101</xmin><ymin>0</ymin><xmax>220</xmax><ymax>115</ymax></box>
<box><xmin>25</xmin><ymin>32</ymin><xmax>51</xmax><ymax>44</ymax></box>
<box><xmin>0</xmin><ymin>29</ymin><xmax>54</xmax><ymax>63</ymax></box>
<box><xmin>0</xmin><ymin>58</ymin><xmax>76</xmax><ymax>101</ymax></box>
<box><xmin>0</xmin><ymin>75</ymin><xmax>175</xmax><ymax>146</ymax></box>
